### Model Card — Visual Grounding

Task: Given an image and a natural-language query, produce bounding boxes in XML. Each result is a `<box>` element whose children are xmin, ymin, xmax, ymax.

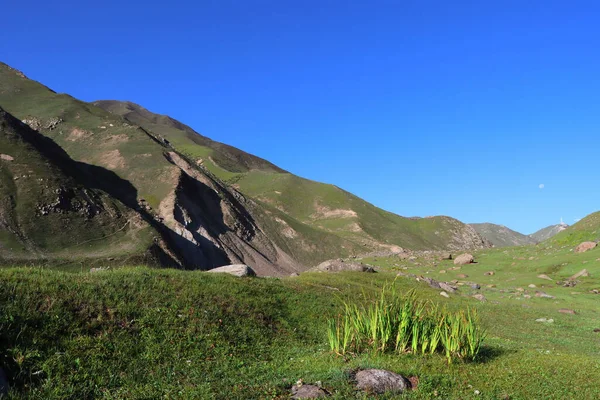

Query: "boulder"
<box><xmin>575</xmin><ymin>242</ymin><xmax>597</xmax><ymax>253</ymax></box>
<box><xmin>454</xmin><ymin>253</ymin><xmax>474</xmax><ymax>265</ymax></box>
<box><xmin>470</xmin><ymin>283</ymin><xmax>481</xmax><ymax>290</ymax></box>
<box><xmin>472</xmin><ymin>294</ymin><xmax>486</xmax><ymax>301</ymax></box>
<box><xmin>313</xmin><ymin>259</ymin><xmax>375</xmax><ymax>273</ymax></box>
<box><xmin>0</xmin><ymin>154</ymin><xmax>14</xmax><ymax>161</ymax></box>
<box><xmin>0</xmin><ymin>367</ymin><xmax>7</xmax><ymax>396</ymax></box>
<box><xmin>439</xmin><ymin>282</ymin><xmax>458</xmax><ymax>293</ymax></box>
<box><xmin>355</xmin><ymin>369</ymin><xmax>410</xmax><ymax>394</ymax></box>
<box><xmin>291</xmin><ymin>384</ymin><xmax>328</xmax><ymax>399</ymax></box>
<box><xmin>207</xmin><ymin>264</ymin><xmax>256</xmax><ymax>277</ymax></box>
<box><xmin>484</xmin><ymin>271</ymin><xmax>495</xmax><ymax>276</ymax></box>
<box><xmin>440</xmin><ymin>253</ymin><xmax>452</xmax><ymax>260</ymax></box>
<box><xmin>569</xmin><ymin>269</ymin><xmax>589</xmax><ymax>281</ymax></box>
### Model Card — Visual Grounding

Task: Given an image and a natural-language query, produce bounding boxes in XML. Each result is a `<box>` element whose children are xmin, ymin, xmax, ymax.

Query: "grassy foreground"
<box><xmin>1</xmin><ymin>242</ymin><xmax>599</xmax><ymax>399</ymax></box>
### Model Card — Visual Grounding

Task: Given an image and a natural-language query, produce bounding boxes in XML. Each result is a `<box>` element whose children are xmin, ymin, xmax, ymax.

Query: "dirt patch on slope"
<box><xmin>312</xmin><ymin>201</ymin><xmax>358</xmax><ymax>219</ymax></box>
<box><xmin>99</xmin><ymin>149</ymin><xmax>126</xmax><ymax>170</ymax></box>
<box><xmin>67</xmin><ymin>128</ymin><xmax>92</xmax><ymax>141</ymax></box>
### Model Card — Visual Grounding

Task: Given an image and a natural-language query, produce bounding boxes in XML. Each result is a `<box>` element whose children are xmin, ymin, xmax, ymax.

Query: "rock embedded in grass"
<box><xmin>207</xmin><ymin>264</ymin><xmax>256</xmax><ymax>277</ymax></box>
<box><xmin>558</xmin><ymin>308</ymin><xmax>576</xmax><ymax>315</ymax></box>
<box><xmin>291</xmin><ymin>384</ymin><xmax>328</xmax><ymax>398</ymax></box>
<box><xmin>537</xmin><ymin>274</ymin><xmax>553</xmax><ymax>281</ymax></box>
<box><xmin>313</xmin><ymin>259</ymin><xmax>375</xmax><ymax>273</ymax></box>
<box><xmin>574</xmin><ymin>242</ymin><xmax>597</xmax><ymax>253</ymax></box>
<box><xmin>472</xmin><ymin>293</ymin><xmax>486</xmax><ymax>301</ymax></box>
<box><xmin>440</xmin><ymin>291</ymin><xmax>450</xmax><ymax>298</ymax></box>
<box><xmin>484</xmin><ymin>271</ymin><xmax>495</xmax><ymax>276</ymax></box>
<box><xmin>454</xmin><ymin>253</ymin><xmax>474</xmax><ymax>265</ymax></box>
<box><xmin>355</xmin><ymin>369</ymin><xmax>410</xmax><ymax>394</ymax></box>
<box><xmin>569</xmin><ymin>269</ymin><xmax>589</xmax><ymax>281</ymax></box>
<box><xmin>535</xmin><ymin>291</ymin><xmax>555</xmax><ymax>299</ymax></box>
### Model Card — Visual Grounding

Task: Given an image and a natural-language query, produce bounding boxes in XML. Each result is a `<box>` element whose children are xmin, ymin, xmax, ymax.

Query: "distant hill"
<box><xmin>469</xmin><ymin>223</ymin><xmax>536</xmax><ymax>247</ymax></box>
<box><xmin>530</xmin><ymin>223</ymin><xmax>569</xmax><ymax>243</ymax></box>
<box><xmin>0</xmin><ymin>61</ymin><xmax>491</xmax><ymax>274</ymax></box>
<box><xmin>546</xmin><ymin>214</ymin><xmax>599</xmax><ymax>246</ymax></box>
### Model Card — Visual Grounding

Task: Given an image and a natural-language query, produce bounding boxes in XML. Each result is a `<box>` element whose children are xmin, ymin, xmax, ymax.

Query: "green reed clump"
<box><xmin>327</xmin><ymin>285</ymin><xmax>485</xmax><ymax>363</ymax></box>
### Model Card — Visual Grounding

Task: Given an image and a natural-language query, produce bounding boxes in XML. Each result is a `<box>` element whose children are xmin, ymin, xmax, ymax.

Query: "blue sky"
<box><xmin>2</xmin><ymin>0</ymin><xmax>598</xmax><ymax>233</ymax></box>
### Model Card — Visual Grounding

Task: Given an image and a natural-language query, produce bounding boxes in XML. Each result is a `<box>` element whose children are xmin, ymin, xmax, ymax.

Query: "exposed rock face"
<box><xmin>454</xmin><ymin>253</ymin><xmax>474</xmax><ymax>265</ymax></box>
<box><xmin>0</xmin><ymin>154</ymin><xmax>13</xmax><ymax>161</ymax></box>
<box><xmin>207</xmin><ymin>264</ymin><xmax>256</xmax><ymax>277</ymax></box>
<box><xmin>355</xmin><ymin>369</ymin><xmax>410</xmax><ymax>394</ymax></box>
<box><xmin>313</xmin><ymin>259</ymin><xmax>375</xmax><ymax>273</ymax></box>
<box><xmin>291</xmin><ymin>384</ymin><xmax>328</xmax><ymax>398</ymax></box>
<box><xmin>575</xmin><ymin>242</ymin><xmax>597</xmax><ymax>253</ymax></box>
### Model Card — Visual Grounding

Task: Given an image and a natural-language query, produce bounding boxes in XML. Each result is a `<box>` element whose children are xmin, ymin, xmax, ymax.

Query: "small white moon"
<box><xmin>539</xmin><ymin>184</ymin><xmax>545</xmax><ymax>189</ymax></box>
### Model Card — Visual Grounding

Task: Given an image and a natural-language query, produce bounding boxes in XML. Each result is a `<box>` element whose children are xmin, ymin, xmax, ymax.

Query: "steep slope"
<box><xmin>94</xmin><ymin>99</ymin><xmax>490</xmax><ymax>253</ymax></box>
<box><xmin>530</xmin><ymin>223</ymin><xmax>569</xmax><ymax>242</ymax></box>
<box><xmin>0</xmin><ymin>106</ymin><xmax>160</xmax><ymax>263</ymax></box>
<box><xmin>469</xmin><ymin>223</ymin><xmax>536</xmax><ymax>247</ymax></box>
<box><xmin>547</xmin><ymin>212</ymin><xmax>599</xmax><ymax>246</ymax></box>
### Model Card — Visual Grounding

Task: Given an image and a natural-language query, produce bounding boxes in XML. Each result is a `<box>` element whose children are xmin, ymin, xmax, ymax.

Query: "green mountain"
<box><xmin>547</xmin><ymin>212</ymin><xmax>599</xmax><ymax>246</ymax></box>
<box><xmin>0</xmin><ymin>61</ymin><xmax>490</xmax><ymax>274</ymax></box>
<box><xmin>530</xmin><ymin>223</ymin><xmax>569</xmax><ymax>243</ymax></box>
<box><xmin>469</xmin><ymin>223</ymin><xmax>536</xmax><ymax>247</ymax></box>
<box><xmin>0</xmin><ymin>106</ymin><xmax>166</xmax><ymax>265</ymax></box>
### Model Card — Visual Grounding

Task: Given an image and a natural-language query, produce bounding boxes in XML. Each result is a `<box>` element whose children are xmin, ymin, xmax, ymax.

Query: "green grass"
<box><xmin>1</xmin><ymin>243</ymin><xmax>600</xmax><ymax>399</ymax></box>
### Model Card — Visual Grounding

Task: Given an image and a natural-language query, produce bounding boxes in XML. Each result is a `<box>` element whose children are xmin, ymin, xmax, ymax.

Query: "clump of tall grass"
<box><xmin>326</xmin><ymin>285</ymin><xmax>485</xmax><ymax>363</ymax></box>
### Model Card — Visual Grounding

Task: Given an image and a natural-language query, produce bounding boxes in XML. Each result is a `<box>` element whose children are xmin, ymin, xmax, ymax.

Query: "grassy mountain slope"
<box><xmin>0</xmin><ymin>107</ymin><xmax>159</xmax><ymax>264</ymax></box>
<box><xmin>94</xmin><ymin>99</ymin><xmax>489</xmax><ymax>253</ymax></box>
<box><xmin>530</xmin><ymin>223</ymin><xmax>569</xmax><ymax>243</ymax></box>
<box><xmin>547</xmin><ymin>212</ymin><xmax>599</xmax><ymax>246</ymax></box>
<box><xmin>469</xmin><ymin>222</ymin><xmax>536</xmax><ymax>247</ymax></box>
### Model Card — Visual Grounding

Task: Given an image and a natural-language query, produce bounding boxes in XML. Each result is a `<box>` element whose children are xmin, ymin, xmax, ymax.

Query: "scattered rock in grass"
<box><xmin>89</xmin><ymin>267</ymin><xmax>109</xmax><ymax>273</ymax></box>
<box><xmin>528</xmin><ymin>284</ymin><xmax>537</xmax><ymax>288</ymax></box>
<box><xmin>454</xmin><ymin>253</ymin><xmax>474</xmax><ymax>265</ymax></box>
<box><xmin>313</xmin><ymin>259</ymin><xmax>375</xmax><ymax>273</ymax></box>
<box><xmin>0</xmin><ymin>154</ymin><xmax>14</xmax><ymax>161</ymax></box>
<box><xmin>291</xmin><ymin>384</ymin><xmax>328</xmax><ymax>399</ymax></box>
<box><xmin>516</xmin><ymin>287</ymin><xmax>524</xmax><ymax>292</ymax></box>
<box><xmin>569</xmin><ymin>269</ymin><xmax>589</xmax><ymax>281</ymax></box>
<box><xmin>423</xmin><ymin>277</ymin><xmax>441</xmax><ymax>289</ymax></box>
<box><xmin>0</xmin><ymin>367</ymin><xmax>8</xmax><ymax>396</ymax></box>
<box><xmin>593</xmin><ymin>328</ymin><xmax>600</xmax><ymax>333</ymax></box>
<box><xmin>487</xmin><ymin>284</ymin><xmax>496</xmax><ymax>288</ymax></box>
<box><xmin>558</xmin><ymin>308</ymin><xmax>576</xmax><ymax>315</ymax></box>
<box><xmin>484</xmin><ymin>271</ymin><xmax>495</xmax><ymax>276</ymax></box>
<box><xmin>448</xmin><ymin>266</ymin><xmax>461</xmax><ymax>271</ymax></box>
<box><xmin>450</xmin><ymin>279</ymin><xmax>459</xmax><ymax>284</ymax></box>
<box><xmin>456</xmin><ymin>274</ymin><xmax>468</xmax><ymax>279</ymax></box>
<box><xmin>591</xmin><ymin>289</ymin><xmax>600</xmax><ymax>294</ymax></box>
<box><xmin>575</xmin><ymin>242</ymin><xmax>597</xmax><ymax>253</ymax></box>
<box><xmin>207</xmin><ymin>264</ymin><xmax>256</xmax><ymax>277</ymax></box>
<box><xmin>290</xmin><ymin>273</ymin><xmax>300</xmax><ymax>277</ymax></box>
<box><xmin>472</xmin><ymin>294</ymin><xmax>486</xmax><ymax>301</ymax></box>
<box><xmin>523</xmin><ymin>294</ymin><xmax>531</xmax><ymax>299</ymax></box>
<box><xmin>535</xmin><ymin>291</ymin><xmax>555</xmax><ymax>299</ymax></box>
<box><xmin>439</xmin><ymin>282</ymin><xmax>458</xmax><ymax>293</ymax></box>
<box><xmin>535</xmin><ymin>318</ymin><xmax>554</xmax><ymax>323</ymax></box>
<box><xmin>470</xmin><ymin>283</ymin><xmax>481</xmax><ymax>290</ymax></box>
<box><xmin>440</xmin><ymin>291</ymin><xmax>450</xmax><ymax>298</ymax></box>
<box><xmin>537</xmin><ymin>274</ymin><xmax>553</xmax><ymax>281</ymax></box>
<box><xmin>439</xmin><ymin>270</ymin><xmax>446</xmax><ymax>274</ymax></box>
<box><xmin>440</xmin><ymin>253</ymin><xmax>452</xmax><ymax>260</ymax></box>
<box><xmin>355</xmin><ymin>369</ymin><xmax>410</xmax><ymax>394</ymax></box>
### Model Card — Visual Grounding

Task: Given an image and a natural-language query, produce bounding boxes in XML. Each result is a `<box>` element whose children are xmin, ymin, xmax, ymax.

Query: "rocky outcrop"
<box><xmin>291</xmin><ymin>384</ymin><xmax>328</xmax><ymax>398</ymax></box>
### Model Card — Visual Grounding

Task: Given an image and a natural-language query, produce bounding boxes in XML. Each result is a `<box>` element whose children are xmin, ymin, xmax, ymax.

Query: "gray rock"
<box><xmin>355</xmin><ymin>369</ymin><xmax>410</xmax><ymax>394</ymax></box>
<box><xmin>313</xmin><ymin>259</ymin><xmax>375</xmax><ymax>273</ymax></box>
<box><xmin>0</xmin><ymin>367</ymin><xmax>8</xmax><ymax>396</ymax></box>
<box><xmin>291</xmin><ymin>384</ymin><xmax>327</xmax><ymax>398</ymax></box>
<box><xmin>439</xmin><ymin>282</ymin><xmax>458</xmax><ymax>293</ymax></box>
<box><xmin>454</xmin><ymin>253</ymin><xmax>474</xmax><ymax>265</ymax></box>
<box><xmin>470</xmin><ymin>283</ymin><xmax>481</xmax><ymax>290</ymax></box>
<box><xmin>535</xmin><ymin>291</ymin><xmax>555</xmax><ymax>299</ymax></box>
<box><xmin>207</xmin><ymin>264</ymin><xmax>256</xmax><ymax>277</ymax></box>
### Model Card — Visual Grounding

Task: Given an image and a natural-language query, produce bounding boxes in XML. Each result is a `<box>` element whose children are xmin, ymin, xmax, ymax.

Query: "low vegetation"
<box><xmin>327</xmin><ymin>285</ymin><xmax>485</xmax><ymax>363</ymax></box>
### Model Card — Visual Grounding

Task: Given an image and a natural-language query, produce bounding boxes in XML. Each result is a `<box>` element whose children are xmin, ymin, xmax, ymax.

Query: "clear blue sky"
<box><xmin>2</xmin><ymin>0</ymin><xmax>598</xmax><ymax>234</ymax></box>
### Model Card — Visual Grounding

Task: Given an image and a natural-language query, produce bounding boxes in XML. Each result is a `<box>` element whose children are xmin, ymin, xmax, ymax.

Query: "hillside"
<box><xmin>548</xmin><ymin>212</ymin><xmax>599</xmax><ymax>246</ymax></box>
<box><xmin>0</xmin><ymin>106</ymin><xmax>164</xmax><ymax>265</ymax></box>
<box><xmin>469</xmin><ymin>222</ymin><xmax>536</xmax><ymax>247</ymax></box>
<box><xmin>530</xmin><ymin>223</ymin><xmax>569</xmax><ymax>242</ymax></box>
<box><xmin>0</xmin><ymin>61</ymin><xmax>489</xmax><ymax>273</ymax></box>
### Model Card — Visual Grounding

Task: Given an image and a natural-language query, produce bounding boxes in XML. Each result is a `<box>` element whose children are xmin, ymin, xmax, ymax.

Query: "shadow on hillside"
<box><xmin>4</xmin><ymin>110</ymin><xmax>233</xmax><ymax>269</ymax></box>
